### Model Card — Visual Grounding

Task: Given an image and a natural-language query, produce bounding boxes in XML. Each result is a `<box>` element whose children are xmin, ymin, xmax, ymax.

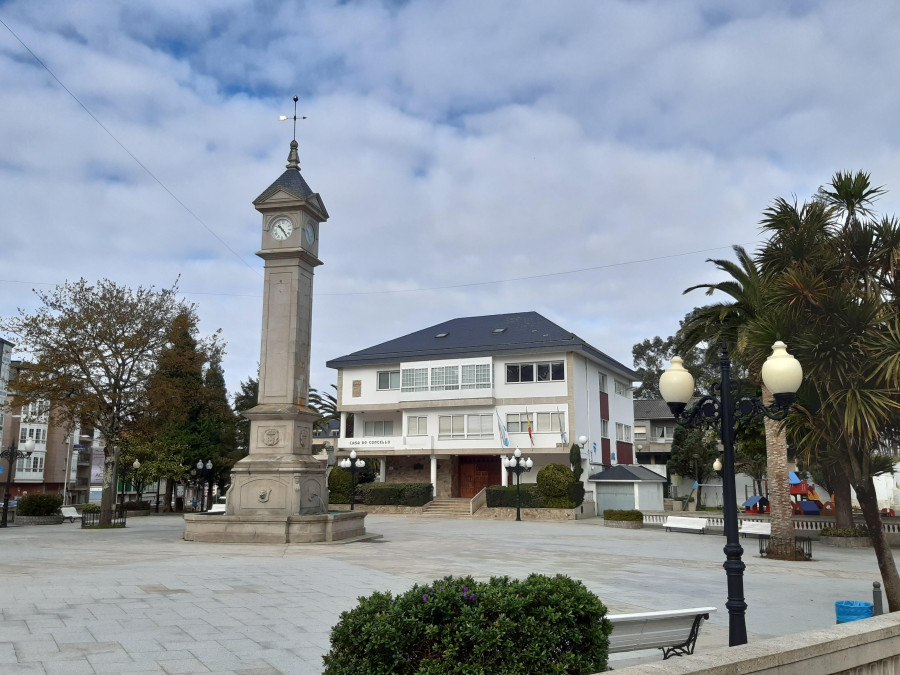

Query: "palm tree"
<box><xmin>678</xmin><ymin>245</ymin><xmax>798</xmax><ymax>556</ymax></box>
<box><xmin>308</xmin><ymin>385</ymin><xmax>338</xmax><ymax>434</ymax></box>
<box><xmin>758</xmin><ymin>170</ymin><xmax>900</xmax><ymax>610</ymax></box>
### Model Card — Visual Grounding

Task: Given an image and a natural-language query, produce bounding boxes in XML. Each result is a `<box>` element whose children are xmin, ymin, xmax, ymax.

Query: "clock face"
<box><xmin>304</xmin><ymin>222</ymin><xmax>316</xmax><ymax>245</ymax></box>
<box><xmin>270</xmin><ymin>217</ymin><xmax>293</xmax><ymax>241</ymax></box>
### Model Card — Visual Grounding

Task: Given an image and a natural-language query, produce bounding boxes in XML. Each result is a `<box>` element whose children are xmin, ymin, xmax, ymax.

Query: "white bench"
<box><xmin>664</xmin><ymin>516</ymin><xmax>707</xmax><ymax>534</ymax></box>
<box><xmin>608</xmin><ymin>607</ymin><xmax>717</xmax><ymax>659</ymax></box>
<box><xmin>738</xmin><ymin>521</ymin><xmax>771</xmax><ymax>538</ymax></box>
<box><xmin>61</xmin><ymin>507</ymin><xmax>82</xmax><ymax>523</ymax></box>
<box><xmin>207</xmin><ymin>503</ymin><xmax>227</xmax><ymax>514</ymax></box>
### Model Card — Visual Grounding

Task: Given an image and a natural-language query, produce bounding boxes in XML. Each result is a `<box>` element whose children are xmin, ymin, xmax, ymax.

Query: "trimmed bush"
<box><xmin>537</xmin><ymin>463</ymin><xmax>575</xmax><ymax>499</ymax></box>
<box><xmin>123</xmin><ymin>500</ymin><xmax>151</xmax><ymax>511</ymax></box>
<box><xmin>328</xmin><ymin>492</ymin><xmax>350</xmax><ymax>504</ymax></box>
<box><xmin>17</xmin><ymin>494</ymin><xmax>63</xmax><ymax>517</ymax></box>
<box><xmin>568</xmin><ymin>481</ymin><xmax>586</xmax><ymax>507</ymax></box>
<box><xmin>323</xmin><ymin>573</ymin><xmax>612</xmax><ymax>674</ymax></box>
<box><xmin>603</xmin><ymin>509</ymin><xmax>644</xmax><ymax>522</ymax></box>
<box><xmin>485</xmin><ymin>484</ymin><xmax>541</xmax><ymax>508</ymax></box>
<box><xmin>81</xmin><ymin>504</ymin><xmax>100</xmax><ymax>513</ymax></box>
<box><xmin>328</xmin><ymin>465</ymin><xmax>352</xmax><ymax>494</ymax></box>
<box><xmin>821</xmin><ymin>525</ymin><xmax>869</xmax><ymax>537</ymax></box>
<box><xmin>358</xmin><ymin>483</ymin><xmax>433</xmax><ymax>506</ymax></box>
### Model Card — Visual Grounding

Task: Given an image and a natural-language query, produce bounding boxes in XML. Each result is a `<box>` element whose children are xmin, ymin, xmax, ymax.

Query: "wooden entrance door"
<box><xmin>458</xmin><ymin>457</ymin><xmax>500</xmax><ymax>498</ymax></box>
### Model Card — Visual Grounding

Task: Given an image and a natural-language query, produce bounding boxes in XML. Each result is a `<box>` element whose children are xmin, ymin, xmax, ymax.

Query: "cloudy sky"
<box><xmin>1</xmin><ymin>0</ymin><xmax>898</xmax><ymax>401</ymax></box>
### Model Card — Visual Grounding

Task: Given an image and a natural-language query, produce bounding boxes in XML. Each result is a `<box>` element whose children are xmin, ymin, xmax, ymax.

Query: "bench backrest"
<box><xmin>739</xmin><ymin>521</ymin><xmax>771</xmax><ymax>534</ymax></box>
<box><xmin>61</xmin><ymin>507</ymin><xmax>80</xmax><ymax>516</ymax></box>
<box><xmin>665</xmin><ymin>516</ymin><xmax>707</xmax><ymax>528</ymax></box>
<box><xmin>608</xmin><ymin>607</ymin><xmax>716</xmax><ymax>653</ymax></box>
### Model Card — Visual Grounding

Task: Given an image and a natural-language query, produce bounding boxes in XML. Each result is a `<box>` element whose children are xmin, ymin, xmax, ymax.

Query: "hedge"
<box><xmin>123</xmin><ymin>500</ymin><xmax>151</xmax><ymax>511</ymax></box>
<box><xmin>820</xmin><ymin>525</ymin><xmax>869</xmax><ymax>537</ymax></box>
<box><xmin>17</xmin><ymin>494</ymin><xmax>62</xmax><ymax>517</ymax></box>
<box><xmin>358</xmin><ymin>482</ymin><xmax>433</xmax><ymax>507</ymax></box>
<box><xmin>485</xmin><ymin>484</ymin><xmax>542</xmax><ymax>508</ymax></box>
<box><xmin>323</xmin><ymin>573</ymin><xmax>612</xmax><ymax>674</ymax></box>
<box><xmin>603</xmin><ymin>509</ymin><xmax>643</xmax><ymax>522</ymax></box>
<box><xmin>536</xmin><ymin>463</ymin><xmax>576</xmax><ymax>499</ymax></box>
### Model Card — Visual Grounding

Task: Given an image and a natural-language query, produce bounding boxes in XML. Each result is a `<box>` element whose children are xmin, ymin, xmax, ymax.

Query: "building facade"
<box><xmin>0</xmin><ymin>361</ymin><xmax>96</xmax><ymax>504</ymax></box>
<box><xmin>326</xmin><ymin>312</ymin><xmax>638</xmax><ymax>498</ymax></box>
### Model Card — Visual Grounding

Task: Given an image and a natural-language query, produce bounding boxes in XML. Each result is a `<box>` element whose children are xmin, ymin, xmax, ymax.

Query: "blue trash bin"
<box><xmin>835</xmin><ymin>600</ymin><xmax>874</xmax><ymax>623</ymax></box>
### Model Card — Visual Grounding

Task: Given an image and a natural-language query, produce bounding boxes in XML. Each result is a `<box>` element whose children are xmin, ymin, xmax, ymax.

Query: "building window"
<box><xmin>655</xmin><ymin>425</ymin><xmax>675</xmax><ymax>440</ymax></box>
<box><xmin>461</xmin><ymin>364</ymin><xmax>491</xmax><ymax>389</ymax></box>
<box><xmin>22</xmin><ymin>400</ymin><xmax>49</xmax><ymax>423</ymax></box>
<box><xmin>614</xmin><ymin>380</ymin><xmax>631</xmax><ymax>397</ymax></box>
<box><xmin>430</xmin><ymin>365</ymin><xmax>460</xmax><ymax>391</ymax></box>
<box><xmin>506</xmin><ymin>361</ymin><xmax>564</xmax><ymax>383</ymax></box>
<box><xmin>599</xmin><ymin>373</ymin><xmax>608</xmax><ymax>393</ymax></box>
<box><xmin>616</xmin><ymin>423</ymin><xmax>632</xmax><ymax>442</ymax></box>
<box><xmin>536</xmin><ymin>412</ymin><xmax>565</xmax><ymax>433</ymax></box>
<box><xmin>20</xmin><ymin>427</ymin><xmax>46</xmax><ymax>444</ymax></box>
<box><xmin>438</xmin><ymin>415</ymin><xmax>465</xmax><ymax>439</ymax></box>
<box><xmin>17</xmin><ymin>454</ymin><xmax>44</xmax><ymax>472</ymax></box>
<box><xmin>377</xmin><ymin>370</ymin><xmax>400</xmax><ymax>390</ymax></box>
<box><xmin>363</xmin><ymin>421</ymin><xmax>394</xmax><ymax>437</ymax></box>
<box><xmin>505</xmin><ymin>413</ymin><xmax>532</xmax><ymax>433</ymax></box>
<box><xmin>407</xmin><ymin>416</ymin><xmax>428</xmax><ymax>436</ymax></box>
<box><xmin>466</xmin><ymin>414</ymin><xmax>494</xmax><ymax>439</ymax></box>
<box><xmin>601</xmin><ymin>420</ymin><xmax>609</xmax><ymax>438</ymax></box>
<box><xmin>401</xmin><ymin>367</ymin><xmax>429</xmax><ymax>392</ymax></box>
<box><xmin>634</xmin><ymin>425</ymin><xmax>647</xmax><ymax>440</ymax></box>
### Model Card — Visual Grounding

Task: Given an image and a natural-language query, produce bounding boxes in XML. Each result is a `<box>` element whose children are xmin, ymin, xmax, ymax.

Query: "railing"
<box><xmin>82</xmin><ymin>506</ymin><xmax>127</xmax><ymax>528</ymax></box>
<box><xmin>470</xmin><ymin>487</ymin><xmax>487</xmax><ymax>515</ymax></box>
<box><xmin>642</xmin><ymin>511</ymin><xmax>887</xmax><ymax>533</ymax></box>
<box><xmin>759</xmin><ymin>535</ymin><xmax>813</xmax><ymax>560</ymax></box>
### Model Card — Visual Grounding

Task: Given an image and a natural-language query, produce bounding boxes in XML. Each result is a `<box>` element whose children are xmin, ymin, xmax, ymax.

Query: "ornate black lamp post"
<box><xmin>196</xmin><ymin>460</ymin><xmax>213</xmax><ymax>512</ymax></box>
<box><xmin>1</xmin><ymin>438</ymin><xmax>35</xmax><ymax>528</ymax></box>
<box><xmin>340</xmin><ymin>450</ymin><xmax>365</xmax><ymax>510</ymax></box>
<box><xmin>502</xmin><ymin>448</ymin><xmax>533</xmax><ymax>521</ymax></box>
<box><xmin>659</xmin><ymin>340</ymin><xmax>802</xmax><ymax>647</ymax></box>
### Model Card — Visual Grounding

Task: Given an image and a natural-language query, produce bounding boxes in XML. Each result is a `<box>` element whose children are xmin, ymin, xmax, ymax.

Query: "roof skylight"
<box><xmin>435</xmin><ymin>332</ymin><xmax>449</xmax><ymax>338</ymax></box>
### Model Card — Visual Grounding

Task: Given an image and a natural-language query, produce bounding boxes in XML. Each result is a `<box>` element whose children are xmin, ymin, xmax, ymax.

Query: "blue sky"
<box><xmin>1</xmin><ymin>0</ymin><xmax>899</xmax><ymax>400</ymax></box>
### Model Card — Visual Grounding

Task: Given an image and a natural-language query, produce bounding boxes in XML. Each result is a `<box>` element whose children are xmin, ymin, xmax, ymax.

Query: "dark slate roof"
<box><xmin>588</xmin><ymin>465</ymin><xmax>667</xmax><ymax>482</ymax></box>
<box><xmin>633</xmin><ymin>399</ymin><xmax>674</xmax><ymax>420</ymax></box>
<box><xmin>326</xmin><ymin>311</ymin><xmax>638</xmax><ymax>378</ymax></box>
<box><xmin>254</xmin><ymin>168</ymin><xmax>314</xmax><ymax>204</ymax></box>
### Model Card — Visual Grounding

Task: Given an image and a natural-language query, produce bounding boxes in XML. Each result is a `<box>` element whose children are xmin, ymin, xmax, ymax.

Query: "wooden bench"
<box><xmin>664</xmin><ymin>516</ymin><xmax>707</xmax><ymax>534</ymax></box>
<box><xmin>61</xmin><ymin>507</ymin><xmax>82</xmax><ymax>523</ymax></box>
<box><xmin>608</xmin><ymin>607</ymin><xmax>717</xmax><ymax>659</ymax></box>
<box><xmin>738</xmin><ymin>521</ymin><xmax>771</xmax><ymax>538</ymax></box>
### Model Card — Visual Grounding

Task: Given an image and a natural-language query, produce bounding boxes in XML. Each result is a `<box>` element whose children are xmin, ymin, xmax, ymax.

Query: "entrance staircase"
<box><xmin>422</xmin><ymin>498</ymin><xmax>472</xmax><ymax>518</ymax></box>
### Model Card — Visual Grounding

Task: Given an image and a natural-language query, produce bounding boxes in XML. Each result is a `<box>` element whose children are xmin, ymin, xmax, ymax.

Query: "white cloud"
<box><xmin>2</xmin><ymin>0</ymin><xmax>900</xmax><ymax>403</ymax></box>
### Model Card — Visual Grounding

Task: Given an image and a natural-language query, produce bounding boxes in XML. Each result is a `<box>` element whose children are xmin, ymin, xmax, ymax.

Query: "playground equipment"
<box><xmin>789</xmin><ymin>471</ymin><xmax>824</xmax><ymax>516</ymax></box>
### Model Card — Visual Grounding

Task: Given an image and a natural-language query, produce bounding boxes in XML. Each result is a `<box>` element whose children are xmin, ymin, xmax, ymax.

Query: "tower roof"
<box><xmin>254</xmin><ymin>140</ymin><xmax>315</xmax><ymax>204</ymax></box>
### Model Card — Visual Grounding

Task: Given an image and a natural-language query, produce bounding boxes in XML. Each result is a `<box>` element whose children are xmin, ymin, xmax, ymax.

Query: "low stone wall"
<box><xmin>472</xmin><ymin>506</ymin><xmax>578</xmax><ymax>521</ymax></box>
<box><xmin>329</xmin><ymin>504</ymin><xmax>428</xmax><ymax>515</ymax></box>
<box><xmin>603</xmin><ymin>519</ymin><xmax>642</xmax><ymax>529</ymax></box>
<box><xmin>17</xmin><ymin>515</ymin><xmax>64</xmax><ymax>526</ymax></box>
<box><xmin>820</xmin><ymin>535</ymin><xmax>872</xmax><ymax>548</ymax></box>
<box><xmin>609</xmin><ymin>612</ymin><xmax>900</xmax><ymax>674</ymax></box>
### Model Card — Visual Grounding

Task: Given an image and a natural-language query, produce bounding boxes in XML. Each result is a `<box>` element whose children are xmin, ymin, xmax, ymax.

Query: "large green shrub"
<box><xmin>323</xmin><ymin>573</ymin><xmax>612</xmax><ymax>674</ymax></box>
<box><xmin>328</xmin><ymin>465</ymin><xmax>352</xmax><ymax>493</ymax></box>
<box><xmin>537</xmin><ymin>463</ymin><xmax>575</xmax><ymax>498</ymax></box>
<box><xmin>603</xmin><ymin>509</ymin><xmax>643</xmax><ymax>522</ymax></box>
<box><xmin>81</xmin><ymin>504</ymin><xmax>100</xmax><ymax>513</ymax></box>
<box><xmin>123</xmin><ymin>500</ymin><xmax>151</xmax><ymax>511</ymax></box>
<box><xmin>568</xmin><ymin>481</ymin><xmax>586</xmax><ymax>507</ymax></box>
<box><xmin>821</xmin><ymin>525</ymin><xmax>869</xmax><ymax>537</ymax></box>
<box><xmin>359</xmin><ymin>482</ymin><xmax>433</xmax><ymax>506</ymax></box>
<box><xmin>485</xmin><ymin>484</ymin><xmax>541</xmax><ymax>508</ymax></box>
<box><xmin>17</xmin><ymin>494</ymin><xmax>63</xmax><ymax>516</ymax></box>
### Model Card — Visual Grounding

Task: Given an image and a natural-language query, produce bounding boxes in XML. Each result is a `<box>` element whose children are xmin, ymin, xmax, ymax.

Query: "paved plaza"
<box><xmin>0</xmin><ymin>514</ymin><xmax>885</xmax><ymax>674</ymax></box>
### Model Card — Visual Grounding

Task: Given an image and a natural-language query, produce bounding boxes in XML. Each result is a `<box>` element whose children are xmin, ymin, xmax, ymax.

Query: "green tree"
<box><xmin>0</xmin><ymin>278</ymin><xmax>192</xmax><ymax>525</ymax></box>
<box><xmin>678</xmin><ymin>245</ymin><xmax>797</xmax><ymax>552</ymax></box>
<box><xmin>756</xmin><ymin>170</ymin><xmax>900</xmax><ymax>608</ymax></box>
<box><xmin>734</xmin><ymin>418</ymin><xmax>767</xmax><ymax>497</ymax></box>
<box><xmin>632</xmin><ymin>327</ymin><xmax>718</xmax><ymax>400</ymax></box>
<box><xmin>666</xmin><ymin>427</ymin><xmax>719</xmax><ymax>508</ymax></box>
<box><xmin>308</xmin><ymin>384</ymin><xmax>338</xmax><ymax>434</ymax></box>
<box><xmin>233</xmin><ymin>375</ymin><xmax>258</xmax><ymax>456</ymax></box>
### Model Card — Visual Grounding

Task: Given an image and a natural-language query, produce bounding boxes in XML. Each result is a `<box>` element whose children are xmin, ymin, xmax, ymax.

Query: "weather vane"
<box><xmin>279</xmin><ymin>95</ymin><xmax>307</xmax><ymax>141</ymax></box>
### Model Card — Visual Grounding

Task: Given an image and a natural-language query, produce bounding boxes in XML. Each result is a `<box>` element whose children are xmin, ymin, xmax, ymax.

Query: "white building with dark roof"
<box><xmin>326</xmin><ymin>312</ymin><xmax>638</xmax><ymax>499</ymax></box>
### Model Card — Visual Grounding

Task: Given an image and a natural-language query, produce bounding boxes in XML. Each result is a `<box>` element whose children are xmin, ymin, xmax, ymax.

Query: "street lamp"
<box><xmin>659</xmin><ymin>340</ymin><xmax>802</xmax><ymax>647</ymax></box>
<box><xmin>340</xmin><ymin>450</ymin><xmax>365</xmax><ymax>510</ymax></box>
<box><xmin>196</xmin><ymin>460</ymin><xmax>213</xmax><ymax>512</ymax></box>
<box><xmin>1</xmin><ymin>438</ymin><xmax>36</xmax><ymax>528</ymax></box>
<box><xmin>577</xmin><ymin>435</ymin><xmax>588</xmax><ymax>462</ymax></box>
<box><xmin>502</xmin><ymin>448</ymin><xmax>533</xmax><ymax>521</ymax></box>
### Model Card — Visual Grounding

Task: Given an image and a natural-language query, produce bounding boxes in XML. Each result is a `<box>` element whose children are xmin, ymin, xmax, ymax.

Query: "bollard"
<box><xmin>873</xmin><ymin>582</ymin><xmax>884</xmax><ymax>616</ymax></box>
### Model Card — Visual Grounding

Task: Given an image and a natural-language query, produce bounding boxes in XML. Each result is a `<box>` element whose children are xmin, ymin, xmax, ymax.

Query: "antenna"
<box><xmin>279</xmin><ymin>95</ymin><xmax>307</xmax><ymax>141</ymax></box>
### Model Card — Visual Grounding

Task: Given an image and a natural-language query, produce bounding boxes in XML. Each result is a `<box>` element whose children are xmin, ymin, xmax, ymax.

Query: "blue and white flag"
<box><xmin>496</xmin><ymin>411</ymin><xmax>510</xmax><ymax>447</ymax></box>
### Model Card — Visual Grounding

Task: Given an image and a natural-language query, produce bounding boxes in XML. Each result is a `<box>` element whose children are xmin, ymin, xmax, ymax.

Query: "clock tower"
<box><xmin>226</xmin><ymin>139</ymin><xmax>330</xmax><ymax>517</ymax></box>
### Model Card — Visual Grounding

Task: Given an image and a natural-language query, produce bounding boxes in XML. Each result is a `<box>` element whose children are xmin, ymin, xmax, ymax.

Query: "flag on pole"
<box><xmin>526</xmin><ymin>410</ymin><xmax>534</xmax><ymax>446</ymax></box>
<box><xmin>496</xmin><ymin>411</ymin><xmax>510</xmax><ymax>448</ymax></box>
<box><xmin>557</xmin><ymin>407</ymin><xmax>567</xmax><ymax>445</ymax></box>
